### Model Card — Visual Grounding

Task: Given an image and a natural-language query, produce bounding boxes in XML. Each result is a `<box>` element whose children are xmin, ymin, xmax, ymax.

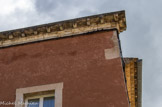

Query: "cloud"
<box><xmin>0</xmin><ymin>0</ymin><xmax>162</xmax><ymax>107</ymax></box>
<box><xmin>0</xmin><ymin>0</ymin><xmax>33</xmax><ymax>15</ymax></box>
<box><xmin>0</xmin><ymin>0</ymin><xmax>35</xmax><ymax>31</ymax></box>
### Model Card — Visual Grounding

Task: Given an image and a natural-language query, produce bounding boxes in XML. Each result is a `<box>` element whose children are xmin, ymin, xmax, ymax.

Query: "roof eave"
<box><xmin>0</xmin><ymin>10</ymin><xmax>127</xmax><ymax>48</ymax></box>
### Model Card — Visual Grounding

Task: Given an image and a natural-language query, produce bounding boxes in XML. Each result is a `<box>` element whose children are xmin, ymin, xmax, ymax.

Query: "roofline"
<box><xmin>0</xmin><ymin>10</ymin><xmax>126</xmax><ymax>48</ymax></box>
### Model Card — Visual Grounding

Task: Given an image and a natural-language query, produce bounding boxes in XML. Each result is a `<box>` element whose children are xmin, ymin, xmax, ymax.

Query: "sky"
<box><xmin>0</xmin><ymin>0</ymin><xmax>162</xmax><ymax>107</ymax></box>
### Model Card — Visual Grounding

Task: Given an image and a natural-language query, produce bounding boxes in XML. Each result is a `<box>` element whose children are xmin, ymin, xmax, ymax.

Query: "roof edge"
<box><xmin>0</xmin><ymin>10</ymin><xmax>126</xmax><ymax>48</ymax></box>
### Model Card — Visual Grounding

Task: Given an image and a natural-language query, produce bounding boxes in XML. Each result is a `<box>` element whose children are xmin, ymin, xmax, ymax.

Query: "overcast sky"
<box><xmin>0</xmin><ymin>0</ymin><xmax>162</xmax><ymax>107</ymax></box>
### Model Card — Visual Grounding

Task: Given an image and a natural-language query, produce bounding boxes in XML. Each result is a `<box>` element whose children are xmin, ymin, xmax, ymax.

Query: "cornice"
<box><xmin>0</xmin><ymin>10</ymin><xmax>126</xmax><ymax>47</ymax></box>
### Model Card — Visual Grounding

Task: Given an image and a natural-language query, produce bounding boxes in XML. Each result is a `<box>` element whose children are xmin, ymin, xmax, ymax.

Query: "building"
<box><xmin>0</xmin><ymin>10</ymin><xmax>142</xmax><ymax>107</ymax></box>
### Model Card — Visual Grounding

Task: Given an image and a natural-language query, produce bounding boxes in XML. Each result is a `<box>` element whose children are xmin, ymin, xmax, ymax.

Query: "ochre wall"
<box><xmin>125</xmin><ymin>58</ymin><xmax>142</xmax><ymax>107</ymax></box>
<box><xmin>125</xmin><ymin>59</ymin><xmax>137</xmax><ymax>107</ymax></box>
<box><xmin>0</xmin><ymin>30</ymin><xmax>129</xmax><ymax>107</ymax></box>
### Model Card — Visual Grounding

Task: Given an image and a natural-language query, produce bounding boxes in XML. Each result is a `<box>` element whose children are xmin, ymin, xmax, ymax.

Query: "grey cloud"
<box><xmin>35</xmin><ymin>0</ymin><xmax>59</xmax><ymax>13</ymax></box>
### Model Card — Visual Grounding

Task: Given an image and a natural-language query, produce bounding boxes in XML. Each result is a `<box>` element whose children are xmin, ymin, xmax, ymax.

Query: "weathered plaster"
<box><xmin>104</xmin><ymin>30</ymin><xmax>120</xmax><ymax>59</ymax></box>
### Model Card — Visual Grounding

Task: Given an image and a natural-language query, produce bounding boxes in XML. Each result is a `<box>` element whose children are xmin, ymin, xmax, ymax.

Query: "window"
<box><xmin>16</xmin><ymin>83</ymin><xmax>63</xmax><ymax>107</ymax></box>
<box><xmin>25</xmin><ymin>93</ymin><xmax>55</xmax><ymax>107</ymax></box>
<box><xmin>27</xmin><ymin>98</ymin><xmax>39</xmax><ymax>107</ymax></box>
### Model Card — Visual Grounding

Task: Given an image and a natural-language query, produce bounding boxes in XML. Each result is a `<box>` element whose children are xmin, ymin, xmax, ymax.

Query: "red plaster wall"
<box><xmin>0</xmin><ymin>30</ymin><xmax>129</xmax><ymax>107</ymax></box>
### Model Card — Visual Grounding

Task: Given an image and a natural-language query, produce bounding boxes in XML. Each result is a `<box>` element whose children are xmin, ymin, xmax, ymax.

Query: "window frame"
<box><xmin>15</xmin><ymin>82</ymin><xmax>63</xmax><ymax>107</ymax></box>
